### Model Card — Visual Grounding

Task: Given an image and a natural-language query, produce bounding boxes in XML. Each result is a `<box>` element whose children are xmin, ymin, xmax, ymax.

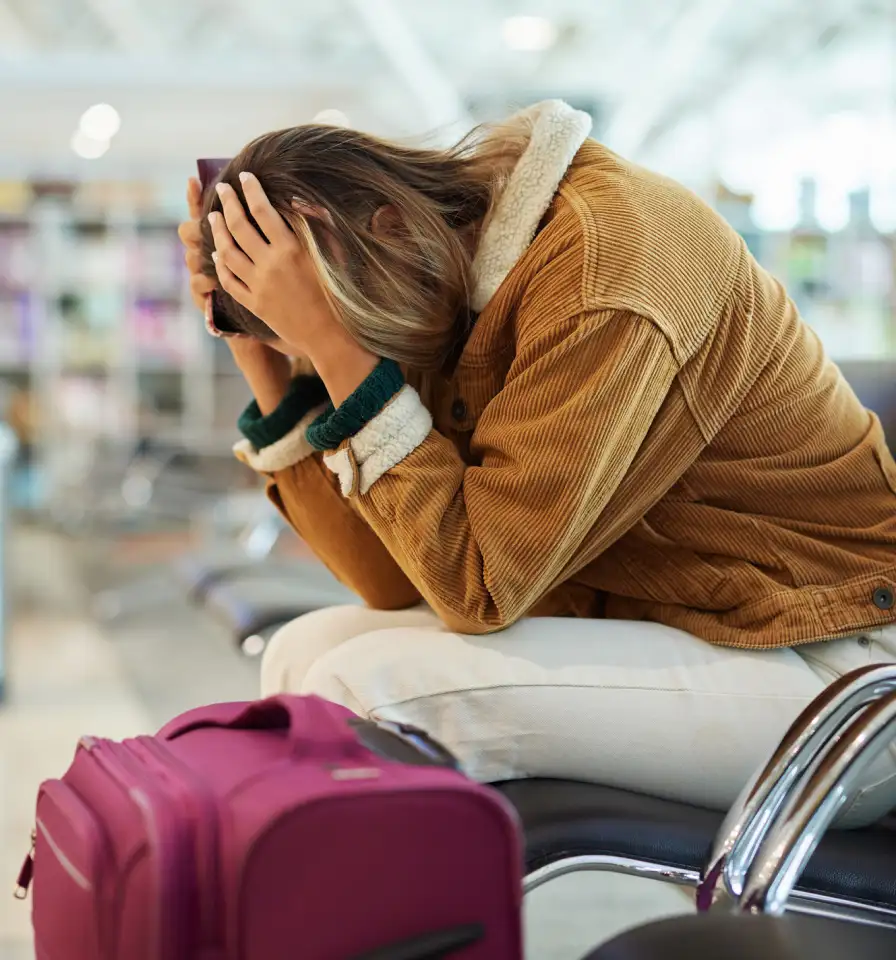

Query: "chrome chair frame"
<box><xmin>699</xmin><ymin>663</ymin><xmax>896</xmax><ymax>910</ymax></box>
<box><xmin>740</xmin><ymin>689</ymin><xmax>896</xmax><ymax>917</ymax></box>
<box><xmin>524</xmin><ymin>855</ymin><xmax>896</xmax><ymax>929</ymax></box>
<box><xmin>519</xmin><ymin>664</ymin><xmax>896</xmax><ymax>931</ymax></box>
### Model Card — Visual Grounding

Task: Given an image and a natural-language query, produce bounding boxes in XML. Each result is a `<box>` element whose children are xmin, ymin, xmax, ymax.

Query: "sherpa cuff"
<box><xmin>237</xmin><ymin>375</ymin><xmax>329</xmax><ymax>451</ymax></box>
<box><xmin>233</xmin><ymin>403</ymin><xmax>329</xmax><ymax>474</ymax></box>
<box><xmin>306</xmin><ymin>358</ymin><xmax>405</xmax><ymax>452</ymax></box>
<box><xmin>322</xmin><ymin>385</ymin><xmax>433</xmax><ymax>497</ymax></box>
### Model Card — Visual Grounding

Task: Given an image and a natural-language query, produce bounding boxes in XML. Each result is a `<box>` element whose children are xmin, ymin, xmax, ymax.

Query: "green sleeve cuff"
<box><xmin>306</xmin><ymin>358</ymin><xmax>404</xmax><ymax>452</ymax></box>
<box><xmin>238</xmin><ymin>374</ymin><xmax>329</xmax><ymax>450</ymax></box>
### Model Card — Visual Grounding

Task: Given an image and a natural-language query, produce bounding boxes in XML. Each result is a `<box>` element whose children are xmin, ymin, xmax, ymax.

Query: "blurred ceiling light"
<box><xmin>502</xmin><ymin>15</ymin><xmax>557</xmax><ymax>52</ymax></box>
<box><xmin>751</xmin><ymin>178</ymin><xmax>800</xmax><ymax>233</ymax></box>
<box><xmin>870</xmin><ymin>181</ymin><xmax>896</xmax><ymax>233</ymax></box>
<box><xmin>79</xmin><ymin>103</ymin><xmax>121</xmax><ymax>141</ymax></box>
<box><xmin>815</xmin><ymin>182</ymin><xmax>850</xmax><ymax>233</ymax></box>
<box><xmin>71</xmin><ymin>130</ymin><xmax>110</xmax><ymax>160</ymax></box>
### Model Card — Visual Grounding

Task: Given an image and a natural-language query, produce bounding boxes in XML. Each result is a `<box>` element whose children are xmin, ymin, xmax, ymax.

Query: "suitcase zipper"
<box><xmin>132</xmin><ymin>737</ymin><xmax>221</xmax><ymax>949</ymax></box>
<box><xmin>19</xmin><ymin>778</ymin><xmax>114</xmax><ymax>958</ymax></box>
<box><xmin>90</xmin><ymin>741</ymin><xmax>194</xmax><ymax>960</ymax></box>
<box><xmin>16</xmin><ymin>774</ymin><xmax>111</xmax><ymax>902</ymax></box>
<box><xmin>13</xmin><ymin>830</ymin><xmax>35</xmax><ymax>900</ymax></box>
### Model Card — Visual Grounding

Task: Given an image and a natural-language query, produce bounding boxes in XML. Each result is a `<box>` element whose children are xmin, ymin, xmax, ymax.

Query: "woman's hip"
<box><xmin>265</xmin><ymin>608</ymin><xmax>896</xmax><ymax>821</ymax></box>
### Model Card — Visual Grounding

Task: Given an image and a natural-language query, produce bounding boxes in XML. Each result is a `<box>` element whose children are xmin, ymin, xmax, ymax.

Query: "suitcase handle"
<box><xmin>163</xmin><ymin>695</ymin><xmax>364</xmax><ymax>759</ymax></box>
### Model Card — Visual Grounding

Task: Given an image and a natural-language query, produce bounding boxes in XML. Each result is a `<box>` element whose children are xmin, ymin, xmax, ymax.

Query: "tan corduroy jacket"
<box><xmin>237</xmin><ymin>102</ymin><xmax>896</xmax><ymax>649</ymax></box>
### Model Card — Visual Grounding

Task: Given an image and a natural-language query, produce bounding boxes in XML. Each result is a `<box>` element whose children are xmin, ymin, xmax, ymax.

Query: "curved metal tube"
<box><xmin>523</xmin><ymin>855</ymin><xmax>700</xmax><ymax>895</ymax></box>
<box><xmin>521</xmin><ymin>853</ymin><xmax>896</xmax><ymax>929</ymax></box>
<box><xmin>739</xmin><ymin>689</ymin><xmax>896</xmax><ymax>916</ymax></box>
<box><xmin>698</xmin><ymin>663</ymin><xmax>896</xmax><ymax>911</ymax></box>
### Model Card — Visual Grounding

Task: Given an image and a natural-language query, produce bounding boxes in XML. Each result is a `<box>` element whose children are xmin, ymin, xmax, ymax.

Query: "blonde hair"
<box><xmin>199</xmin><ymin>117</ymin><xmax>531</xmax><ymax>370</ymax></box>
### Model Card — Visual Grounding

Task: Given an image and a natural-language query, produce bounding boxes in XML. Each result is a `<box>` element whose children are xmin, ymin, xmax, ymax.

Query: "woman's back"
<box><xmin>187</xmin><ymin>100</ymin><xmax>896</xmax><ymax>823</ymax></box>
<box><xmin>537</xmin><ymin>141</ymin><xmax>896</xmax><ymax>646</ymax></box>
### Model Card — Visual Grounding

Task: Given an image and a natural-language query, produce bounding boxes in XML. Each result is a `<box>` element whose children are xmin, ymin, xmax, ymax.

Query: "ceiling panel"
<box><xmin>0</xmin><ymin>0</ymin><xmax>890</xmax><ymax>183</ymax></box>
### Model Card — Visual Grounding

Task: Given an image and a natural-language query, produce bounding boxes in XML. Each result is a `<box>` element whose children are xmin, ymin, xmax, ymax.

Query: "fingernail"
<box><xmin>239</xmin><ymin>172</ymin><xmax>252</xmax><ymax>184</ymax></box>
<box><xmin>208</xmin><ymin>211</ymin><xmax>219</xmax><ymax>224</ymax></box>
<box><xmin>211</xmin><ymin>251</ymin><xmax>219</xmax><ymax>264</ymax></box>
<box><xmin>215</xmin><ymin>183</ymin><xmax>227</xmax><ymax>197</ymax></box>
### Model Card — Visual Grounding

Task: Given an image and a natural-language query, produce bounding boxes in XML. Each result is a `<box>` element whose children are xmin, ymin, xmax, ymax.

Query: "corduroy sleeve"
<box><xmin>322</xmin><ymin>311</ymin><xmax>681</xmax><ymax>634</ymax></box>
<box><xmin>263</xmin><ymin>455</ymin><xmax>422</xmax><ymax>611</ymax></box>
<box><xmin>233</xmin><ymin>366</ymin><xmax>421</xmax><ymax>611</ymax></box>
<box><xmin>237</xmin><ymin>375</ymin><xmax>329</xmax><ymax>447</ymax></box>
<box><xmin>234</xmin><ymin>360</ymin><xmax>405</xmax><ymax>473</ymax></box>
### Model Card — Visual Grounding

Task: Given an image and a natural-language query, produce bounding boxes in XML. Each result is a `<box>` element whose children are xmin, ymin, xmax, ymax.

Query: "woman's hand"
<box><xmin>178</xmin><ymin>177</ymin><xmax>290</xmax><ymax>414</ymax></box>
<box><xmin>207</xmin><ymin>173</ymin><xmax>341</xmax><ymax>355</ymax></box>
<box><xmin>209</xmin><ymin>173</ymin><xmax>378</xmax><ymax>405</ymax></box>
<box><xmin>178</xmin><ymin>177</ymin><xmax>217</xmax><ymax>311</ymax></box>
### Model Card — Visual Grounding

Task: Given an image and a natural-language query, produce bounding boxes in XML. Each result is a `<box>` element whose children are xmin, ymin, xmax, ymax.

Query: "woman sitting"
<box><xmin>178</xmin><ymin>101</ymin><xmax>896</xmax><ymax>823</ymax></box>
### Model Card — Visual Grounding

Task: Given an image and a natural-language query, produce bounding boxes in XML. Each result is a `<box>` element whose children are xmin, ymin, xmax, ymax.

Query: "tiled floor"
<box><xmin>0</xmin><ymin>527</ymin><xmax>690</xmax><ymax>959</ymax></box>
<box><xmin>1</xmin><ymin>529</ymin><xmax>156</xmax><ymax>959</ymax></box>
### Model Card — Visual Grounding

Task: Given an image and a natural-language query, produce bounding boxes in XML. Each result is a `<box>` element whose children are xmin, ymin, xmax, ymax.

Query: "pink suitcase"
<box><xmin>16</xmin><ymin>695</ymin><xmax>523</xmax><ymax>959</ymax></box>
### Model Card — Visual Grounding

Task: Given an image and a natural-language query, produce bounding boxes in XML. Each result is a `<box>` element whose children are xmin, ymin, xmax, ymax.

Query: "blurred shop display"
<box><xmin>0</xmin><ymin>178</ymin><xmax>253</xmax><ymax>520</ymax></box>
<box><xmin>0</xmin><ymin>421</ymin><xmax>16</xmax><ymax>702</ymax></box>
<box><xmin>716</xmin><ymin>180</ymin><xmax>896</xmax><ymax>359</ymax></box>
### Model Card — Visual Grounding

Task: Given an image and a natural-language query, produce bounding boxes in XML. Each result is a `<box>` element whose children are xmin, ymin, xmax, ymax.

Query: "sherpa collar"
<box><xmin>469</xmin><ymin>100</ymin><xmax>593</xmax><ymax>313</ymax></box>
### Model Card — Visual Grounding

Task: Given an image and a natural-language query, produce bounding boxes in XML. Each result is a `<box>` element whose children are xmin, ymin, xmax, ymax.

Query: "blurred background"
<box><xmin>0</xmin><ymin>1</ymin><xmax>894</xmax><ymax>957</ymax></box>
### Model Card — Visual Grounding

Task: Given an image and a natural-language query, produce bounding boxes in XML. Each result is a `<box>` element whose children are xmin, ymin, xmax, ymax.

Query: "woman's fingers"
<box><xmin>178</xmin><ymin>219</ymin><xmax>202</xmax><ymax>248</ymax></box>
<box><xmin>215</xmin><ymin>182</ymin><xmax>268</xmax><ymax>261</ymax></box>
<box><xmin>189</xmin><ymin>272</ymin><xmax>216</xmax><ymax>311</ymax></box>
<box><xmin>208</xmin><ymin>211</ymin><xmax>255</xmax><ymax>284</ymax></box>
<box><xmin>212</xmin><ymin>252</ymin><xmax>251</xmax><ymax>308</ymax></box>
<box><xmin>185</xmin><ymin>177</ymin><xmax>215</xmax><ymax>311</ymax></box>
<box><xmin>185</xmin><ymin>248</ymin><xmax>204</xmax><ymax>275</ymax></box>
<box><xmin>239</xmin><ymin>172</ymin><xmax>292</xmax><ymax>242</ymax></box>
<box><xmin>187</xmin><ymin>176</ymin><xmax>203</xmax><ymax>221</ymax></box>
<box><xmin>190</xmin><ymin>272</ymin><xmax>215</xmax><ymax>296</ymax></box>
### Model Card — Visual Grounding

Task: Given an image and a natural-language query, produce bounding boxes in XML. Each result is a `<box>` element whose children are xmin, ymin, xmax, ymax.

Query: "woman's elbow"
<box><xmin>436</xmin><ymin>600</ymin><xmax>522</xmax><ymax>636</ymax></box>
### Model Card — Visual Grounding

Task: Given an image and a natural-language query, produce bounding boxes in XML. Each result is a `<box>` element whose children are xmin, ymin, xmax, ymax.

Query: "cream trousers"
<box><xmin>260</xmin><ymin>606</ymin><xmax>896</xmax><ymax>826</ymax></box>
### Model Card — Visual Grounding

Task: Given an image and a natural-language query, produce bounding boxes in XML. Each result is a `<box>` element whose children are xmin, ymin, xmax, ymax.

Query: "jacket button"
<box><xmin>451</xmin><ymin>398</ymin><xmax>467</xmax><ymax>421</ymax></box>
<box><xmin>872</xmin><ymin>586</ymin><xmax>895</xmax><ymax>611</ymax></box>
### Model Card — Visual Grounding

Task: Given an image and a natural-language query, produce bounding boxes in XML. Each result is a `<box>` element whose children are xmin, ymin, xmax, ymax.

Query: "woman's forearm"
<box><xmin>228</xmin><ymin>341</ymin><xmax>293</xmax><ymax>416</ymax></box>
<box><xmin>311</xmin><ymin>332</ymin><xmax>380</xmax><ymax>408</ymax></box>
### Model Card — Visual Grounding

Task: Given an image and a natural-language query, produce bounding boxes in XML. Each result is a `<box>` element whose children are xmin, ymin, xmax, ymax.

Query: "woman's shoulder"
<box><xmin>550</xmin><ymin>141</ymin><xmax>747</xmax><ymax>362</ymax></box>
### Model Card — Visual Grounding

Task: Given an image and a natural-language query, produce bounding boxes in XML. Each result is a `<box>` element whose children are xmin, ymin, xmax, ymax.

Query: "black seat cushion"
<box><xmin>176</xmin><ymin>556</ymin><xmax>342</xmax><ymax>602</ymax></box>
<box><xmin>202</xmin><ymin>568</ymin><xmax>358</xmax><ymax>641</ymax></box>
<box><xmin>495</xmin><ymin>779</ymin><xmax>896</xmax><ymax>910</ymax></box>
<box><xmin>581</xmin><ymin>913</ymin><xmax>896</xmax><ymax>960</ymax></box>
<box><xmin>174</xmin><ymin>553</ymin><xmax>259</xmax><ymax>598</ymax></box>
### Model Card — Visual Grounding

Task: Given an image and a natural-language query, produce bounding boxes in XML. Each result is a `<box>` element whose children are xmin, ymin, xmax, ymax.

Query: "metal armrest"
<box><xmin>699</xmin><ymin>664</ymin><xmax>896</xmax><ymax>911</ymax></box>
<box><xmin>739</xmin><ymin>689</ymin><xmax>896</xmax><ymax>917</ymax></box>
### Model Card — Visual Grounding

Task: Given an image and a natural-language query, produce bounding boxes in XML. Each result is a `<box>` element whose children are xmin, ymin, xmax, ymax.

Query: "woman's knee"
<box><xmin>260</xmin><ymin>605</ymin><xmax>374</xmax><ymax>696</ymax></box>
<box><xmin>299</xmin><ymin>627</ymin><xmax>447</xmax><ymax>713</ymax></box>
<box><xmin>260</xmin><ymin>604</ymin><xmax>438</xmax><ymax>697</ymax></box>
